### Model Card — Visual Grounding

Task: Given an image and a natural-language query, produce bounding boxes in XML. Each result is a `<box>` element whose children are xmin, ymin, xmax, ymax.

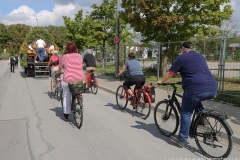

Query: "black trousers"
<box><xmin>15</xmin><ymin>62</ymin><xmax>18</xmax><ymax>68</ymax></box>
<box><xmin>123</xmin><ymin>75</ymin><xmax>145</xmax><ymax>90</ymax></box>
<box><xmin>10</xmin><ymin>63</ymin><xmax>15</xmax><ymax>72</ymax></box>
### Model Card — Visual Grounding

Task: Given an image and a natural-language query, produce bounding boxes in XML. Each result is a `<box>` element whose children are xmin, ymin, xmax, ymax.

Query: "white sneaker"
<box><xmin>35</xmin><ymin>61</ymin><xmax>38</xmax><ymax>63</ymax></box>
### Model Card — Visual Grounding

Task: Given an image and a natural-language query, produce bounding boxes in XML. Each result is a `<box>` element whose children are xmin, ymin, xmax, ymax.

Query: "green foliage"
<box><xmin>216</xmin><ymin>91</ymin><xmax>240</xmax><ymax>106</ymax></box>
<box><xmin>121</xmin><ymin>0</ymin><xmax>233</xmax><ymax>42</ymax></box>
<box><xmin>8</xmin><ymin>24</ymin><xmax>31</xmax><ymax>54</ymax></box>
<box><xmin>0</xmin><ymin>23</ymin><xmax>12</xmax><ymax>48</ymax></box>
<box><xmin>63</xmin><ymin>10</ymin><xmax>87</xmax><ymax>49</ymax></box>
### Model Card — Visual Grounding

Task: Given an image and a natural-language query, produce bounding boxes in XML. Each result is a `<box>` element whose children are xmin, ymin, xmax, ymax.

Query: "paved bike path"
<box><xmin>95</xmin><ymin>73</ymin><xmax>240</xmax><ymax>150</ymax></box>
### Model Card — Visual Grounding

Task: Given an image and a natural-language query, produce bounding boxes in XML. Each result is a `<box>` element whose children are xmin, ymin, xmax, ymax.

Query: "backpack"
<box><xmin>143</xmin><ymin>85</ymin><xmax>156</xmax><ymax>103</ymax></box>
<box><xmin>10</xmin><ymin>56</ymin><xmax>15</xmax><ymax>64</ymax></box>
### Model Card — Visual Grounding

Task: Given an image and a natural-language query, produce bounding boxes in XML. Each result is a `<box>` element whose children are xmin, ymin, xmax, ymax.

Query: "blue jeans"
<box><xmin>37</xmin><ymin>48</ymin><xmax>45</xmax><ymax>62</ymax></box>
<box><xmin>179</xmin><ymin>92</ymin><xmax>216</xmax><ymax>142</ymax></box>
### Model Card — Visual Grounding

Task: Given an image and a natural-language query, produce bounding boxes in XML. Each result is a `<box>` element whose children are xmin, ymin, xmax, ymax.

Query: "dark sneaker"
<box><xmin>128</xmin><ymin>95</ymin><xmax>134</xmax><ymax>100</ymax></box>
<box><xmin>63</xmin><ymin>114</ymin><xmax>69</xmax><ymax>120</ymax></box>
<box><xmin>171</xmin><ymin>135</ymin><xmax>189</xmax><ymax>148</ymax></box>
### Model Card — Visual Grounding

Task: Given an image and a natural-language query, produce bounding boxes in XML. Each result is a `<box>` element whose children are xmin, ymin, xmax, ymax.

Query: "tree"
<box><xmin>63</xmin><ymin>10</ymin><xmax>87</xmax><ymax>49</ymax></box>
<box><xmin>0</xmin><ymin>23</ymin><xmax>12</xmax><ymax>51</ymax></box>
<box><xmin>122</xmin><ymin>0</ymin><xmax>233</xmax><ymax>74</ymax></box>
<box><xmin>8</xmin><ymin>24</ymin><xmax>31</xmax><ymax>54</ymax></box>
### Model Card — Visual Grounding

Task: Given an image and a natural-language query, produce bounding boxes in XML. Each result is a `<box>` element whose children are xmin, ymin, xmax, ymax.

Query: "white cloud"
<box><xmin>0</xmin><ymin>2</ymin><xmax>93</xmax><ymax>26</ymax></box>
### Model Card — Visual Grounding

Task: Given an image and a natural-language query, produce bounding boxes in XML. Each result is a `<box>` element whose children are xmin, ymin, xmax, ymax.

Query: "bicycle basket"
<box><xmin>69</xmin><ymin>81</ymin><xmax>85</xmax><ymax>94</ymax></box>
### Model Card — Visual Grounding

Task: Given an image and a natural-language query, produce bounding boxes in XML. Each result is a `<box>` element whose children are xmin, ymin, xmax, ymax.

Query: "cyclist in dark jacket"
<box><xmin>157</xmin><ymin>41</ymin><xmax>217</xmax><ymax>146</ymax></box>
<box><xmin>116</xmin><ymin>52</ymin><xmax>145</xmax><ymax>100</ymax></box>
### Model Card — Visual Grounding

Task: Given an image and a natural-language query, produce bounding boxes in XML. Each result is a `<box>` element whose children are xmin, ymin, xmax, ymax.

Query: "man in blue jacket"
<box><xmin>157</xmin><ymin>41</ymin><xmax>217</xmax><ymax>146</ymax></box>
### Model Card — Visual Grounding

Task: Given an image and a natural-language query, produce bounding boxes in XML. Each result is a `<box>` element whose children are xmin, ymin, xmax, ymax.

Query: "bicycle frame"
<box><xmin>164</xmin><ymin>83</ymin><xmax>204</xmax><ymax>135</ymax></box>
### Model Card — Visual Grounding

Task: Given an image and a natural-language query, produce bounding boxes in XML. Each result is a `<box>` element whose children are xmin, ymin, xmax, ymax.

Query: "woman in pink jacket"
<box><xmin>58</xmin><ymin>42</ymin><xmax>85</xmax><ymax>120</ymax></box>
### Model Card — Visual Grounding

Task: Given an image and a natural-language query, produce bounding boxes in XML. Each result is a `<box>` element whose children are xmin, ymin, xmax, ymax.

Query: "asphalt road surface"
<box><xmin>0</xmin><ymin>60</ymin><xmax>239</xmax><ymax>160</ymax></box>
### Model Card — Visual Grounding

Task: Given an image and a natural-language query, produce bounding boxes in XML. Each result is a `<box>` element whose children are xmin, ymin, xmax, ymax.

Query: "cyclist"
<box><xmin>116</xmin><ymin>52</ymin><xmax>145</xmax><ymax>100</ymax></box>
<box><xmin>83</xmin><ymin>49</ymin><xmax>96</xmax><ymax>90</ymax></box>
<box><xmin>47</xmin><ymin>50</ymin><xmax>60</xmax><ymax>96</ymax></box>
<box><xmin>57</xmin><ymin>42</ymin><xmax>85</xmax><ymax>120</ymax></box>
<box><xmin>156</xmin><ymin>41</ymin><xmax>217</xmax><ymax>146</ymax></box>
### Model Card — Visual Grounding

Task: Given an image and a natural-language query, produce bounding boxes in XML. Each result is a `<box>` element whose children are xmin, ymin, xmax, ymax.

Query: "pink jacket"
<box><xmin>60</xmin><ymin>53</ymin><xmax>85</xmax><ymax>83</ymax></box>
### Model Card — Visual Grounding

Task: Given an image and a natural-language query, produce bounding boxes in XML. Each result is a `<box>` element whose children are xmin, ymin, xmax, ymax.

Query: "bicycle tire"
<box><xmin>56</xmin><ymin>85</ymin><xmax>61</xmax><ymax>101</ymax></box>
<box><xmin>135</xmin><ymin>90</ymin><xmax>151</xmax><ymax>120</ymax></box>
<box><xmin>154</xmin><ymin>100</ymin><xmax>179</xmax><ymax>137</ymax></box>
<box><xmin>60</xmin><ymin>88</ymin><xmax>63</xmax><ymax>110</ymax></box>
<box><xmin>116</xmin><ymin>85</ymin><xmax>128</xmax><ymax>110</ymax></box>
<box><xmin>194</xmin><ymin>114</ymin><xmax>233</xmax><ymax>159</ymax></box>
<box><xmin>73</xmin><ymin>95</ymin><xmax>83</xmax><ymax>129</ymax></box>
<box><xmin>91</xmin><ymin>83</ymin><xmax>98</xmax><ymax>94</ymax></box>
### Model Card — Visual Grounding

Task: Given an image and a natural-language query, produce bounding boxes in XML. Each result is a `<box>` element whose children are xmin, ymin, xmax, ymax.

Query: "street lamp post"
<box><xmin>115</xmin><ymin>0</ymin><xmax>120</xmax><ymax>75</ymax></box>
<box><xmin>36</xmin><ymin>18</ymin><xmax>38</xmax><ymax>26</ymax></box>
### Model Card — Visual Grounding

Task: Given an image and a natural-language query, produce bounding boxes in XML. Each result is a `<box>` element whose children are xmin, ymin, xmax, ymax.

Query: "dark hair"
<box><xmin>66</xmin><ymin>42</ymin><xmax>78</xmax><ymax>54</ymax></box>
<box><xmin>128</xmin><ymin>52</ymin><xmax>135</xmax><ymax>59</ymax></box>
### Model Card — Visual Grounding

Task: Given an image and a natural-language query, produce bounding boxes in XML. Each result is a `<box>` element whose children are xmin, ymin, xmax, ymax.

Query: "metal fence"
<box><xmin>95</xmin><ymin>37</ymin><xmax>240</xmax><ymax>104</ymax></box>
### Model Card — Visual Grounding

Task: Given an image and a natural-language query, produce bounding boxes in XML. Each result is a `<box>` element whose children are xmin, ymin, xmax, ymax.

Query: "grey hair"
<box><xmin>54</xmin><ymin>50</ymin><xmax>58</xmax><ymax>55</ymax></box>
<box><xmin>185</xmin><ymin>48</ymin><xmax>195</xmax><ymax>52</ymax></box>
<box><xmin>84</xmin><ymin>49</ymin><xmax>92</xmax><ymax>54</ymax></box>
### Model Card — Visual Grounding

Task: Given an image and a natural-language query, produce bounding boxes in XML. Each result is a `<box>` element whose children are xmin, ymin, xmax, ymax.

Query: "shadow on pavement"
<box><xmin>131</xmin><ymin>121</ymin><xmax>205</xmax><ymax>158</ymax></box>
<box><xmin>104</xmin><ymin>102</ymin><xmax>140</xmax><ymax>117</ymax></box>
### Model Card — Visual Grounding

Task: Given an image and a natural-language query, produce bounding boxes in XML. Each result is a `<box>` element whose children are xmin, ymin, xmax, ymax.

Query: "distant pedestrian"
<box><xmin>36</xmin><ymin>38</ymin><xmax>46</xmax><ymax>62</ymax></box>
<box><xmin>15</xmin><ymin>54</ymin><xmax>19</xmax><ymax>68</ymax></box>
<box><xmin>8</xmin><ymin>55</ymin><xmax>16</xmax><ymax>73</ymax></box>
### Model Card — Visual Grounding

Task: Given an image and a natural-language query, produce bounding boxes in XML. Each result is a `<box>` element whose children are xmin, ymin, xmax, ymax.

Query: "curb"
<box><xmin>98</xmin><ymin>84</ymin><xmax>240</xmax><ymax>151</ymax></box>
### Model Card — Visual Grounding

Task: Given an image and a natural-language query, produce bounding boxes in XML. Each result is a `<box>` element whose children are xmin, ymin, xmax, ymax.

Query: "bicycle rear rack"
<box><xmin>204</xmin><ymin>108</ymin><xmax>228</xmax><ymax>120</ymax></box>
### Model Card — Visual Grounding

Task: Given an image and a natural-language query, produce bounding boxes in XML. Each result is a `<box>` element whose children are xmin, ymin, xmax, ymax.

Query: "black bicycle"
<box><xmin>154</xmin><ymin>82</ymin><xmax>233</xmax><ymax>159</ymax></box>
<box><xmin>69</xmin><ymin>82</ymin><xmax>84</xmax><ymax>129</ymax></box>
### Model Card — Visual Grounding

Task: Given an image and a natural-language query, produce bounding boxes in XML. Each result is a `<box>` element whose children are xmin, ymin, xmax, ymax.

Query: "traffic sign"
<box><xmin>114</xmin><ymin>36</ymin><xmax>120</xmax><ymax>44</ymax></box>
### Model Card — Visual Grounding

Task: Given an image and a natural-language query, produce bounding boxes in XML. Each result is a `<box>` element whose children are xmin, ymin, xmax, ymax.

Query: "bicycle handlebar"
<box><xmin>157</xmin><ymin>81</ymin><xmax>182</xmax><ymax>86</ymax></box>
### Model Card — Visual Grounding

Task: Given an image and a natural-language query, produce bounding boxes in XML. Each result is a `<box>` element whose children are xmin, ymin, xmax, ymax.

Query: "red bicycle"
<box><xmin>115</xmin><ymin>76</ymin><xmax>153</xmax><ymax>119</ymax></box>
<box><xmin>86</xmin><ymin>71</ymin><xmax>98</xmax><ymax>94</ymax></box>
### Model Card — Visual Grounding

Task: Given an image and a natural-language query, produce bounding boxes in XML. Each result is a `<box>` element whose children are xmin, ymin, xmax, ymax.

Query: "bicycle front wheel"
<box><xmin>154</xmin><ymin>101</ymin><xmax>179</xmax><ymax>137</ymax></box>
<box><xmin>91</xmin><ymin>83</ymin><xmax>98</xmax><ymax>94</ymax></box>
<box><xmin>194</xmin><ymin>114</ymin><xmax>233</xmax><ymax>159</ymax></box>
<box><xmin>116</xmin><ymin>85</ymin><xmax>128</xmax><ymax>110</ymax></box>
<box><xmin>135</xmin><ymin>90</ymin><xmax>151</xmax><ymax>120</ymax></box>
<box><xmin>73</xmin><ymin>95</ymin><xmax>83</xmax><ymax>129</ymax></box>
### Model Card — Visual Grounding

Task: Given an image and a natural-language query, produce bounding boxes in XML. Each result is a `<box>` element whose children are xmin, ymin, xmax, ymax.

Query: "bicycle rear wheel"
<box><xmin>135</xmin><ymin>90</ymin><xmax>151</xmax><ymax>119</ymax></box>
<box><xmin>116</xmin><ymin>85</ymin><xmax>128</xmax><ymax>110</ymax></box>
<box><xmin>194</xmin><ymin>114</ymin><xmax>233</xmax><ymax>159</ymax></box>
<box><xmin>73</xmin><ymin>95</ymin><xmax>83</xmax><ymax>129</ymax></box>
<box><xmin>154</xmin><ymin>101</ymin><xmax>179</xmax><ymax>137</ymax></box>
<box><xmin>91</xmin><ymin>83</ymin><xmax>98</xmax><ymax>94</ymax></box>
<box><xmin>60</xmin><ymin>88</ymin><xmax>63</xmax><ymax>109</ymax></box>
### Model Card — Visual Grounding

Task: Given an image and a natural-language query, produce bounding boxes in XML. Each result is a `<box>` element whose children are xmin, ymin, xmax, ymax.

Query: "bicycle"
<box><xmin>115</xmin><ymin>76</ymin><xmax>153</xmax><ymax>119</ymax></box>
<box><xmin>154</xmin><ymin>82</ymin><xmax>233</xmax><ymax>159</ymax></box>
<box><xmin>86</xmin><ymin>71</ymin><xmax>98</xmax><ymax>94</ymax></box>
<box><xmin>69</xmin><ymin>82</ymin><xmax>85</xmax><ymax>129</ymax></box>
<box><xmin>52</xmin><ymin>74</ymin><xmax>62</xmax><ymax>101</ymax></box>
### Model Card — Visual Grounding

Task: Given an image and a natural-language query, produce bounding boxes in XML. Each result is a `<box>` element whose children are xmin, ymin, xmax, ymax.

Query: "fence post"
<box><xmin>218</xmin><ymin>37</ymin><xmax>226</xmax><ymax>92</ymax></box>
<box><xmin>157</xmin><ymin>42</ymin><xmax>161</xmax><ymax>81</ymax></box>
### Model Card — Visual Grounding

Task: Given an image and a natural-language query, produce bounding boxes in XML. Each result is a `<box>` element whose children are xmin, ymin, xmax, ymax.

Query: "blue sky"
<box><xmin>0</xmin><ymin>0</ymin><xmax>102</xmax><ymax>26</ymax></box>
<box><xmin>0</xmin><ymin>0</ymin><xmax>239</xmax><ymax>30</ymax></box>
